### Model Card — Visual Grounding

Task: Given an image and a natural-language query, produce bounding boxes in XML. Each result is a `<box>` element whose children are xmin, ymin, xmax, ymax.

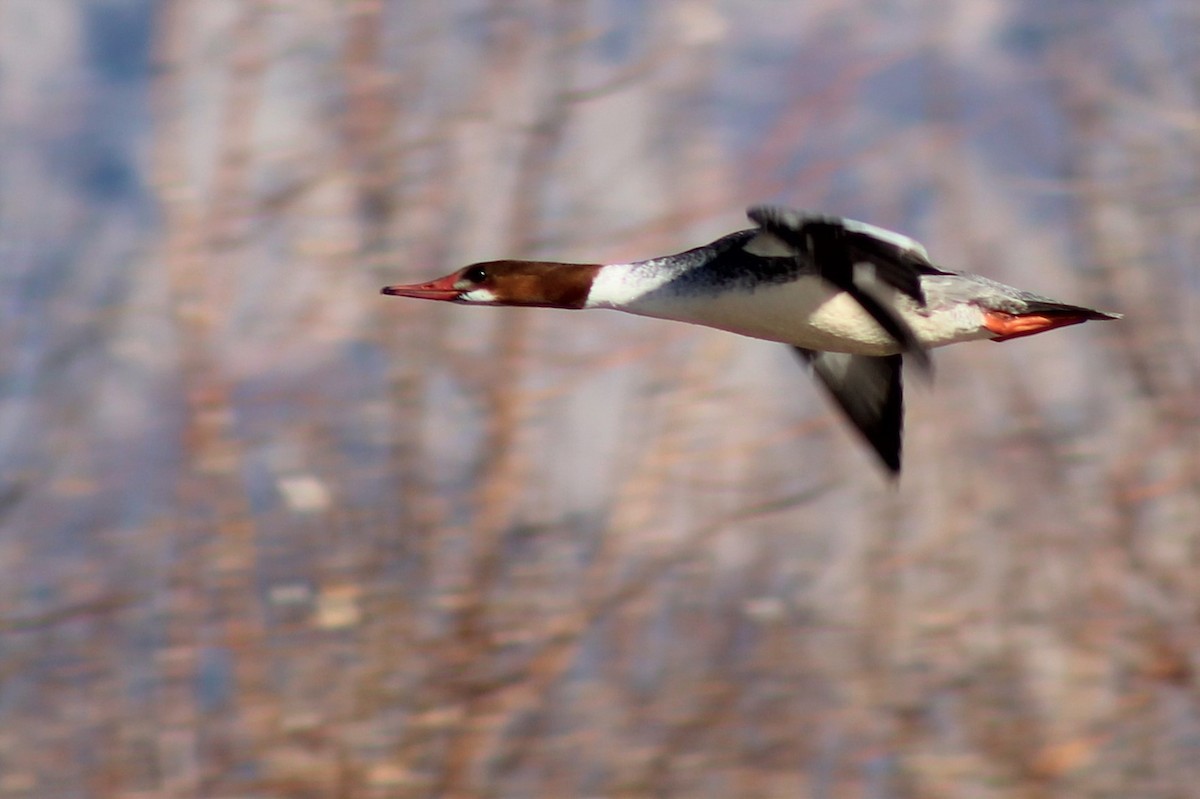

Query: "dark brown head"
<box><xmin>381</xmin><ymin>260</ymin><xmax>601</xmax><ymax>309</ymax></box>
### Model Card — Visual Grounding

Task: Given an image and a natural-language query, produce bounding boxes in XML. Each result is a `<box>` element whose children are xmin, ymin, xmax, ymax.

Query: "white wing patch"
<box><xmin>745</xmin><ymin>214</ymin><xmax>930</xmax><ymax>261</ymax></box>
<box><xmin>840</xmin><ymin>218</ymin><xmax>930</xmax><ymax>260</ymax></box>
<box><xmin>741</xmin><ymin>231</ymin><xmax>796</xmax><ymax>258</ymax></box>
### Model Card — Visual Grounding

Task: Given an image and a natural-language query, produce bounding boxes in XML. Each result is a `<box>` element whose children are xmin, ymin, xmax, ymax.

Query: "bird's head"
<box><xmin>381</xmin><ymin>260</ymin><xmax>600</xmax><ymax>309</ymax></box>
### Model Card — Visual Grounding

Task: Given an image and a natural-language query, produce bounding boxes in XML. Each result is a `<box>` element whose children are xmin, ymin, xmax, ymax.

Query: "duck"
<box><xmin>382</xmin><ymin>206</ymin><xmax>1119</xmax><ymax>474</ymax></box>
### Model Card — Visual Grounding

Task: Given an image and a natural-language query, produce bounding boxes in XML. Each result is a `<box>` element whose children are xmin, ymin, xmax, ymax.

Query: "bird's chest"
<box><xmin>629</xmin><ymin>279</ymin><xmax>907</xmax><ymax>353</ymax></box>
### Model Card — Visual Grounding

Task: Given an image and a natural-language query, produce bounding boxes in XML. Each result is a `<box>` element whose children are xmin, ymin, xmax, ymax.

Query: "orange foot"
<box><xmin>983</xmin><ymin>310</ymin><xmax>1091</xmax><ymax>342</ymax></box>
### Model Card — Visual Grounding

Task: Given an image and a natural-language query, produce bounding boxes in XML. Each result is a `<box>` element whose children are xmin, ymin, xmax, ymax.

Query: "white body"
<box><xmin>586</xmin><ymin>266</ymin><xmax>993</xmax><ymax>356</ymax></box>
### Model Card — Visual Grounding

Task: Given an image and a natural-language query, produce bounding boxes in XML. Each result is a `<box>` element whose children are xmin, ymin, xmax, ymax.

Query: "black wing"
<box><xmin>749</xmin><ymin>206</ymin><xmax>938</xmax><ymax>373</ymax></box>
<box><xmin>793</xmin><ymin>348</ymin><xmax>904</xmax><ymax>475</ymax></box>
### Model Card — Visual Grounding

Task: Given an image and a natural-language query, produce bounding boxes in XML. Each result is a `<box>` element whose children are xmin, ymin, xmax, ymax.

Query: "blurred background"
<box><xmin>2</xmin><ymin>0</ymin><xmax>1198</xmax><ymax>796</ymax></box>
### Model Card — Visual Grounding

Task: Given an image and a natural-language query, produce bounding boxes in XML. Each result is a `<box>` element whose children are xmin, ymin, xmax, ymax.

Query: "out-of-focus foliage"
<box><xmin>1</xmin><ymin>0</ymin><xmax>1198</xmax><ymax>796</ymax></box>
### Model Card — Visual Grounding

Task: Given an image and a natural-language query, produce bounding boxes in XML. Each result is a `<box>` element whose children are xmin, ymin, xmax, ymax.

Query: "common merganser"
<box><xmin>382</xmin><ymin>206</ymin><xmax>1119</xmax><ymax>474</ymax></box>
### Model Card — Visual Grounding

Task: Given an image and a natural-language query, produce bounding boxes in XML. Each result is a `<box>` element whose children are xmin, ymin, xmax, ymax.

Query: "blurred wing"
<box><xmin>750</xmin><ymin>206</ymin><xmax>937</xmax><ymax>373</ymax></box>
<box><xmin>793</xmin><ymin>348</ymin><xmax>904</xmax><ymax>475</ymax></box>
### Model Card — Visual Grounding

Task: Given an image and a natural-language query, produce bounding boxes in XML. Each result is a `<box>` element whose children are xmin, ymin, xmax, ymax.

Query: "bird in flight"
<box><xmin>382</xmin><ymin>206</ymin><xmax>1119</xmax><ymax>474</ymax></box>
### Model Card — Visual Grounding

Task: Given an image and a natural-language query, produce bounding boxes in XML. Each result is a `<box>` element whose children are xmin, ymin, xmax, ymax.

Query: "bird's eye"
<box><xmin>463</xmin><ymin>266</ymin><xmax>488</xmax><ymax>284</ymax></box>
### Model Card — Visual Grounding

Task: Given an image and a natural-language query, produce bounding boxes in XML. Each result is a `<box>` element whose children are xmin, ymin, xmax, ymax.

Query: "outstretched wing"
<box><xmin>750</xmin><ymin>206</ymin><xmax>941</xmax><ymax>373</ymax></box>
<box><xmin>793</xmin><ymin>348</ymin><xmax>905</xmax><ymax>475</ymax></box>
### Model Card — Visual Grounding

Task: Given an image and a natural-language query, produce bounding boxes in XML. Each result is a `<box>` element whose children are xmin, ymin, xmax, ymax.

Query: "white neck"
<box><xmin>583</xmin><ymin>263</ymin><xmax>673</xmax><ymax>309</ymax></box>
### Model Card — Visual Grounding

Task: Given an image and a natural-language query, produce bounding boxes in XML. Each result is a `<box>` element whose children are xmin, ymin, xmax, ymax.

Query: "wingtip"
<box><xmin>745</xmin><ymin>205</ymin><xmax>787</xmax><ymax>232</ymax></box>
<box><xmin>878</xmin><ymin>448</ymin><xmax>902</xmax><ymax>477</ymax></box>
<box><xmin>745</xmin><ymin>204</ymin><xmax>773</xmax><ymax>225</ymax></box>
<box><xmin>878</xmin><ymin>432</ymin><xmax>903</xmax><ymax>476</ymax></box>
<box><xmin>795</xmin><ymin>349</ymin><xmax>907</xmax><ymax>479</ymax></box>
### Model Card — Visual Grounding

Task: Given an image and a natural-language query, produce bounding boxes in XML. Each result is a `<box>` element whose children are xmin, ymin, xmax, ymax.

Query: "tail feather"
<box><xmin>1016</xmin><ymin>301</ymin><xmax>1122</xmax><ymax>321</ymax></box>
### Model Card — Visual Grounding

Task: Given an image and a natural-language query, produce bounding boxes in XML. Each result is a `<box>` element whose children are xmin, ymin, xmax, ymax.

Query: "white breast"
<box><xmin>588</xmin><ymin>267</ymin><xmax>990</xmax><ymax>355</ymax></box>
